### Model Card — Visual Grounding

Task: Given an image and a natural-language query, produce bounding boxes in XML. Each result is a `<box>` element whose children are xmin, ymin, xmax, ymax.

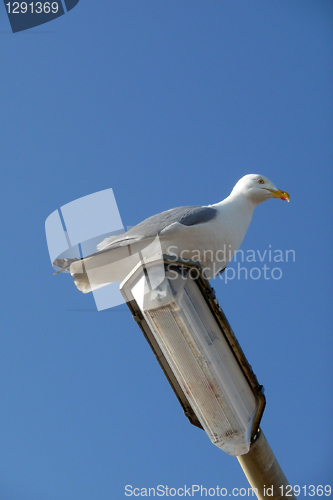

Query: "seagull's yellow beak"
<box><xmin>267</xmin><ymin>189</ymin><xmax>290</xmax><ymax>202</ymax></box>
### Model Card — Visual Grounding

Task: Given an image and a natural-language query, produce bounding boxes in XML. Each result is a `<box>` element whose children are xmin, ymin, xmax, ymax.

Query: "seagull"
<box><xmin>53</xmin><ymin>174</ymin><xmax>289</xmax><ymax>293</ymax></box>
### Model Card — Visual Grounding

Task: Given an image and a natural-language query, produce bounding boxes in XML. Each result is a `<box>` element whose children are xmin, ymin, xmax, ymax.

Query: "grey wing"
<box><xmin>177</xmin><ymin>206</ymin><xmax>218</xmax><ymax>226</ymax></box>
<box><xmin>97</xmin><ymin>205</ymin><xmax>217</xmax><ymax>251</ymax></box>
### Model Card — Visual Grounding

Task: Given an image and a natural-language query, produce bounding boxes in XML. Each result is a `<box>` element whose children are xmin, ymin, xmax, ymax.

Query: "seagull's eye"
<box><xmin>258</xmin><ymin>179</ymin><xmax>265</xmax><ymax>184</ymax></box>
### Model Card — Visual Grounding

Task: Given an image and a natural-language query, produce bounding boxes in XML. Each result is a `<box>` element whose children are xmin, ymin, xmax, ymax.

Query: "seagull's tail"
<box><xmin>68</xmin><ymin>245</ymin><xmax>144</xmax><ymax>294</ymax></box>
<box><xmin>53</xmin><ymin>257</ymin><xmax>96</xmax><ymax>293</ymax></box>
<box><xmin>69</xmin><ymin>259</ymin><xmax>95</xmax><ymax>294</ymax></box>
<box><xmin>54</xmin><ymin>240</ymin><xmax>160</xmax><ymax>294</ymax></box>
<box><xmin>52</xmin><ymin>257</ymin><xmax>81</xmax><ymax>274</ymax></box>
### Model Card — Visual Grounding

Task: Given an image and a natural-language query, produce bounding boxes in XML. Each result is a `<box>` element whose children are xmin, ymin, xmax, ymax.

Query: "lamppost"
<box><xmin>120</xmin><ymin>255</ymin><xmax>295</xmax><ymax>500</ymax></box>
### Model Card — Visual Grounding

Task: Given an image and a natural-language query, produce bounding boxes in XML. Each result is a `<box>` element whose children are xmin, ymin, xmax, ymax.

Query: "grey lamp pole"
<box><xmin>120</xmin><ymin>255</ymin><xmax>295</xmax><ymax>500</ymax></box>
<box><xmin>238</xmin><ymin>429</ymin><xmax>295</xmax><ymax>499</ymax></box>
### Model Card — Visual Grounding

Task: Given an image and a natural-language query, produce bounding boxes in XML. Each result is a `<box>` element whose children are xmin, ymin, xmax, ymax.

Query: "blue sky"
<box><xmin>0</xmin><ymin>1</ymin><xmax>332</xmax><ymax>499</ymax></box>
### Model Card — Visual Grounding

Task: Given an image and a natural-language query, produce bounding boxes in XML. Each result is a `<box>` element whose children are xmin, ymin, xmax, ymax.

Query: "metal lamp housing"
<box><xmin>120</xmin><ymin>256</ymin><xmax>265</xmax><ymax>457</ymax></box>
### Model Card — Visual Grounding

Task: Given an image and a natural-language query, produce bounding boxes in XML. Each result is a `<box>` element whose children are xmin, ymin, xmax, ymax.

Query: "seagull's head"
<box><xmin>231</xmin><ymin>174</ymin><xmax>290</xmax><ymax>206</ymax></box>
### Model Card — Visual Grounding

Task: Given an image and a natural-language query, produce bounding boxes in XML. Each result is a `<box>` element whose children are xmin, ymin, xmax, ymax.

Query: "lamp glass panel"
<box><xmin>131</xmin><ymin>267</ymin><xmax>257</xmax><ymax>456</ymax></box>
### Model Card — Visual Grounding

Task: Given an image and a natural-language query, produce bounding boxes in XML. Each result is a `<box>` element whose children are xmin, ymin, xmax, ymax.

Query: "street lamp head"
<box><xmin>120</xmin><ymin>256</ymin><xmax>265</xmax><ymax>457</ymax></box>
